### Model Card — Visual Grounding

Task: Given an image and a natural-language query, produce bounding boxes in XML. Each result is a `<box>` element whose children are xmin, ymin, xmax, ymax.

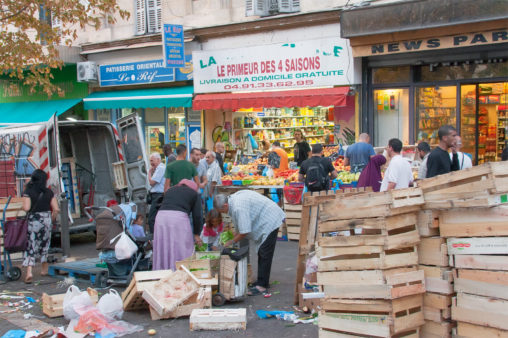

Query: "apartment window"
<box><xmin>135</xmin><ymin>0</ymin><xmax>161</xmax><ymax>35</ymax></box>
<box><xmin>245</xmin><ymin>0</ymin><xmax>299</xmax><ymax>16</ymax></box>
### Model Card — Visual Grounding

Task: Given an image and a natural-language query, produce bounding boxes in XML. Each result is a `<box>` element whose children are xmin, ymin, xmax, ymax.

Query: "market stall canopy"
<box><xmin>0</xmin><ymin>98</ymin><xmax>81</xmax><ymax>124</ymax></box>
<box><xmin>192</xmin><ymin>87</ymin><xmax>350</xmax><ymax>110</ymax></box>
<box><xmin>83</xmin><ymin>86</ymin><xmax>193</xmax><ymax>110</ymax></box>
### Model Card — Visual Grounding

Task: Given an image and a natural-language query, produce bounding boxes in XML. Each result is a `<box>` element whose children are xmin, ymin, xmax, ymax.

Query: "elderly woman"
<box><xmin>22</xmin><ymin>169</ymin><xmax>60</xmax><ymax>283</ymax></box>
<box><xmin>203</xmin><ymin>151</ymin><xmax>222</xmax><ymax>211</ymax></box>
<box><xmin>153</xmin><ymin>179</ymin><xmax>203</xmax><ymax>270</ymax></box>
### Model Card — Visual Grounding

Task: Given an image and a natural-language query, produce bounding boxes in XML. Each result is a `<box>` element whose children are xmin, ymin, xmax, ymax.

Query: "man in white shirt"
<box><xmin>380</xmin><ymin>138</ymin><xmax>413</xmax><ymax>192</ymax></box>
<box><xmin>147</xmin><ymin>153</ymin><xmax>166</xmax><ymax>234</ymax></box>
<box><xmin>450</xmin><ymin>135</ymin><xmax>473</xmax><ymax>170</ymax></box>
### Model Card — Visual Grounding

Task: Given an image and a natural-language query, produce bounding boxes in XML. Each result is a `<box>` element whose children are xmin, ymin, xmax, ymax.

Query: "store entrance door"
<box><xmin>460</xmin><ymin>83</ymin><xmax>508</xmax><ymax>164</ymax></box>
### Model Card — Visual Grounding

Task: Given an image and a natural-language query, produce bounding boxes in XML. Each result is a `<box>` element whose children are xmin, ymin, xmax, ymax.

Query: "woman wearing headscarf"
<box><xmin>153</xmin><ymin>179</ymin><xmax>203</xmax><ymax>270</ymax></box>
<box><xmin>22</xmin><ymin>169</ymin><xmax>60</xmax><ymax>283</ymax></box>
<box><xmin>357</xmin><ymin>154</ymin><xmax>387</xmax><ymax>192</ymax></box>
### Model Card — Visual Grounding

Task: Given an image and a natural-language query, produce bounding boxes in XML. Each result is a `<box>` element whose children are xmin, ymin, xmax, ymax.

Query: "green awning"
<box><xmin>83</xmin><ymin>86</ymin><xmax>193</xmax><ymax>110</ymax></box>
<box><xmin>0</xmin><ymin>98</ymin><xmax>81</xmax><ymax>124</ymax></box>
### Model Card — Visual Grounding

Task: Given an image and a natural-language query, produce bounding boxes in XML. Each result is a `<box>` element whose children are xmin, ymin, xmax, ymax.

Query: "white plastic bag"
<box><xmin>97</xmin><ymin>289</ymin><xmax>123</xmax><ymax>320</ymax></box>
<box><xmin>112</xmin><ymin>232</ymin><xmax>137</xmax><ymax>260</ymax></box>
<box><xmin>63</xmin><ymin>285</ymin><xmax>94</xmax><ymax>320</ymax></box>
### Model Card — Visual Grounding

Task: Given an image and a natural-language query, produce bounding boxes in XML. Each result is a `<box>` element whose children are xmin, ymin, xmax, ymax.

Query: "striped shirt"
<box><xmin>227</xmin><ymin>190</ymin><xmax>285</xmax><ymax>251</ymax></box>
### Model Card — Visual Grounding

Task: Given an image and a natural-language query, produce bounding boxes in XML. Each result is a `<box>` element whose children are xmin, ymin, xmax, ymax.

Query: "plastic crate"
<box><xmin>222</xmin><ymin>180</ymin><xmax>233</xmax><ymax>186</ymax></box>
<box><xmin>232</xmin><ymin>180</ymin><xmax>243</xmax><ymax>186</ymax></box>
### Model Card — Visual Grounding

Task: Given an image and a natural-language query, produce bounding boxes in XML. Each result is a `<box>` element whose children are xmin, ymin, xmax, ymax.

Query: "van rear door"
<box><xmin>116</xmin><ymin>113</ymin><xmax>149</xmax><ymax>211</ymax></box>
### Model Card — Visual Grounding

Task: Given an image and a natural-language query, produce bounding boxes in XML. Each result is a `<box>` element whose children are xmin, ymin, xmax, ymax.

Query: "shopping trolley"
<box><xmin>0</xmin><ymin>196</ymin><xmax>22</xmax><ymax>282</ymax></box>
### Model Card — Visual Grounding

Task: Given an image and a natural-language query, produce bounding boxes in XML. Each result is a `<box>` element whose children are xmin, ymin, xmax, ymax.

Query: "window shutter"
<box><xmin>245</xmin><ymin>0</ymin><xmax>269</xmax><ymax>16</ymax></box>
<box><xmin>146</xmin><ymin>0</ymin><xmax>162</xmax><ymax>33</ymax></box>
<box><xmin>278</xmin><ymin>0</ymin><xmax>300</xmax><ymax>13</ymax></box>
<box><xmin>135</xmin><ymin>0</ymin><xmax>147</xmax><ymax>35</ymax></box>
<box><xmin>51</xmin><ymin>13</ymin><xmax>62</xmax><ymax>29</ymax></box>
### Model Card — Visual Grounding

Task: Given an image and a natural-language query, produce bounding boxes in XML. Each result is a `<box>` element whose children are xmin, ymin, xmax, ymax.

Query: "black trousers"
<box><xmin>148</xmin><ymin>192</ymin><xmax>163</xmax><ymax>234</ymax></box>
<box><xmin>255</xmin><ymin>227</ymin><xmax>279</xmax><ymax>288</ymax></box>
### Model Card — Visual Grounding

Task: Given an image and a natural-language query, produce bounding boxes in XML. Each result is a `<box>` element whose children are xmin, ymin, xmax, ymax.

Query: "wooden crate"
<box><xmin>418</xmin><ymin>238</ymin><xmax>448</xmax><ymax>267</ymax></box>
<box><xmin>142</xmin><ymin>267</ymin><xmax>201</xmax><ymax>316</ymax></box>
<box><xmin>319</xmin><ymin>328</ymin><xmax>419</xmax><ymax>338</ymax></box>
<box><xmin>175</xmin><ymin>257</ymin><xmax>217</xmax><ymax>279</ymax></box>
<box><xmin>416</xmin><ymin>210</ymin><xmax>440</xmax><ymax>237</ymax></box>
<box><xmin>318</xmin><ymin>213</ymin><xmax>420</xmax><ymax>250</ymax></box>
<box><xmin>452</xmin><ymin>293</ymin><xmax>508</xmax><ymax>331</ymax></box>
<box><xmin>447</xmin><ymin>237</ymin><xmax>508</xmax><ymax>255</ymax></box>
<box><xmin>112</xmin><ymin>161</ymin><xmax>128</xmax><ymax>190</ymax></box>
<box><xmin>438</xmin><ymin>206</ymin><xmax>508</xmax><ymax>238</ymax></box>
<box><xmin>148</xmin><ymin>286</ymin><xmax>211</xmax><ymax>320</ymax></box>
<box><xmin>285</xmin><ymin>202</ymin><xmax>302</xmax><ymax>241</ymax></box>
<box><xmin>453</xmin><ymin>269</ymin><xmax>508</xmax><ymax>300</ymax></box>
<box><xmin>419</xmin><ymin>265</ymin><xmax>454</xmax><ymax>295</ymax></box>
<box><xmin>419</xmin><ymin>162</ymin><xmax>508</xmax><ymax>209</ymax></box>
<box><xmin>455</xmin><ymin>321</ymin><xmax>508</xmax><ymax>338</ymax></box>
<box><xmin>423</xmin><ymin>293</ymin><xmax>451</xmax><ymax>323</ymax></box>
<box><xmin>449</xmin><ymin>254</ymin><xmax>508</xmax><ymax>271</ymax></box>
<box><xmin>319</xmin><ymin>294</ymin><xmax>424</xmax><ymax>337</ymax></box>
<box><xmin>318</xmin><ymin>188</ymin><xmax>423</xmax><ymax>221</ymax></box>
<box><xmin>318</xmin><ymin>245</ymin><xmax>418</xmax><ymax>272</ymax></box>
<box><xmin>42</xmin><ymin>288</ymin><xmax>98</xmax><ymax>318</ymax></box>
<box><xmin>421</xmin><ymin>320</ymin><xmax>454</xmax><ymax>338</ymax></box>
<box><xmin>121</xmin><ymin>270</ymin><xmax>172</xmax><ymax>311</ymax></box>
<box><xmin>317</xmin><ymin>267</ymin><xmax>425</xmax><ymax>300</ymax></box>
<box><xmin>189</xmin><ymin>308</ymin><xmax>247</xmax><ymax>331</ymax></box>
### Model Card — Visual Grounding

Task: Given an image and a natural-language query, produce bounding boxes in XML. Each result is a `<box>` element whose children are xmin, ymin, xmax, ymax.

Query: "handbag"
<box><xmin>3</xmin><ymin>191</ymin><xmax>44</xmax><ymax>252</ymax></box>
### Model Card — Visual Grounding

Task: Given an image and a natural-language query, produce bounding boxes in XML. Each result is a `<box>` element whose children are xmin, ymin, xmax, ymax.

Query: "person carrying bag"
<box><xmin>21</xmin><ymin>169</ymin><xmax>60</xmax><ymax>284</ymax></box>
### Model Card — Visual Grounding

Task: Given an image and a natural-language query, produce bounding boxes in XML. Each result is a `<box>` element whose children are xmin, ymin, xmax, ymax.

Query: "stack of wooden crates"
<box><xmin>417</xmin><ymin>210</ymin><xmax>455</xmax><ymax>337</ymax></box>
<box><xmin>418</xmin><ymin>162</ymin><xmax>508</xmax><ymax>337</ymax></box>
<box><xmin>315</xmin><ymin>188</ymin><xmax>427</xmax><ymax>337</ymax></box>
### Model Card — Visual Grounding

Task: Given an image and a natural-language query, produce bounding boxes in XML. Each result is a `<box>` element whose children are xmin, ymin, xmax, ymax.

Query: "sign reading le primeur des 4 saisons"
<box><xmin>193</xmin><ymin>37</ymin><xmax>354</xmax><ymax>93</ymax></box>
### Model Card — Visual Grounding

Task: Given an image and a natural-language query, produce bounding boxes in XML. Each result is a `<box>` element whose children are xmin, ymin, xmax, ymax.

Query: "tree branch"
<box><xmin>0</xmin><ymin>4</ymin><xmax>30</xmax><ymax>22</ymax></box>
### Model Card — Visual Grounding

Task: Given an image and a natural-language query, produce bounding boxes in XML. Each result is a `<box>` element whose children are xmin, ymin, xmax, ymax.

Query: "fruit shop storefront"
<box><xmin>341</xmin><ymin>0</ymin><xmax>508</xmax><ymax>164</ymax></box>
<box><xmin>191</xmin><ymin>36</ymin><xmax>360</xmax><ymax>163</ymax></box>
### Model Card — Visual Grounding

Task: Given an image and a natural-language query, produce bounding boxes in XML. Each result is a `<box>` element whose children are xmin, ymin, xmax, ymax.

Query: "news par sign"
<box><xmin>192</xmin><ymin>37</ymin><xmax>356</xmax><ymax>93</ymax></box>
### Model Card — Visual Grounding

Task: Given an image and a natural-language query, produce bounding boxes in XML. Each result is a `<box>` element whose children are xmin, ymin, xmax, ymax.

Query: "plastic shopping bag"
<box><xmin>97</xmin><ymin>289</ymin><xmax>123</xmax><ymax>320</ymax></box>
<box><xmin>112</xmin><ymin>232</ymin><xmax>137</xmax><ymax>260</ymax></box>
<box><xmin>63</xmin><ymin>285</ymin><xmax>94</xmax><ymax>320</ymax></box>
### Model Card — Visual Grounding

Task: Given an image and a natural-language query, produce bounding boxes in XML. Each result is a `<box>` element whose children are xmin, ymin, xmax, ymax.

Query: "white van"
<box><xmin>0</xmin><ymin>113</ymin><xmax>149</xmax><ymax>234</ymax></box>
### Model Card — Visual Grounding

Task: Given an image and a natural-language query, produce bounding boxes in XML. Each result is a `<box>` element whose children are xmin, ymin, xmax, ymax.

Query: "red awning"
<box><xmin>192</xmin><ymin>87</ymin><xmax>350</xmax><ymax>110</ymax></box>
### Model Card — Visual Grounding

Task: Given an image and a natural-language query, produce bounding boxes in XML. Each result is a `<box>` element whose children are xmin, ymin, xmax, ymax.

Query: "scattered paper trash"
<box><xmin>256</xmin><ymin>310</ymin><xmax>294</xmax><ymax>319</ymax></box>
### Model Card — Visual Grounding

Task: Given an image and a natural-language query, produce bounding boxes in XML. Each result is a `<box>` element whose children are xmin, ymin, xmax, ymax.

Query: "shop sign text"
<box><xmin>163</xmin><ymin>24</ymin><xmax>185</xmax><ymax>68</ymax></box>
<box><xmin>354</xmin><ymin>30</ymin><xmax>507</xmax><ymax>57</ymax></box>
<box><xmin>99</xmin><ymin>56</ymin><xmax>193</xmax><ymax>87</ymax></box>
<box><xmin>193</xmin><ymin>37</ymin><xmax>356</xmax><ymax>93</ymax></box>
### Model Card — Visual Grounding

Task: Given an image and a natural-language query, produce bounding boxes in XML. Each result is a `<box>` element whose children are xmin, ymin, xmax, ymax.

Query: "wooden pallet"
<box><xmin>319</xmin><ymin>294</ymin><xmax>424</xmax><ymax>337</ymax></box>
<box><xmin>455</xmin><ymin>321</ymin><xmax>508</xmax><ymax>338</ymax></box>
<box><xmin>189</xmin><ymin>308</ymin><xmax>247</xmax><ymax>331</ymax></box>
<box><xmin>149</xmin><ymin>286</ymin><xmax>211</xmax><ymax>320</ymax></box>
<box><xmin>453</xmin><ymin>269</ymin><xmax>508</xmax><ymax>300</ymax></box>
<box><xmin>452</xmin><ymin>293</ymin><xmax>508</xmax><ymax>331</ymax></box>
<box><xmin>42</xmin><ymin>288</ymin><xmax>98</xmax><ymax>318</ymax></box>
<box><xmin>47</xmin><ymin>259</ymin><xmax>108</xmax><ymax>286</ymax></box>
<box><xmin>418</xmin><ymin>265</ymin><xmax>454</xmax><ymax>295</ymax></box>
<box><xmin>121</xmin><ymin>270</ymin><xmax>173</xmax><ymax>311</ymax></box>
<box><xmin>318</xmin><ymin>245</ymin><xmax>418</xmax><ymax>271</ymax></box>
<box><xmin>421</xmin><ymin>320</ymin><xmax>454</xmax><ymax>338</ymax></box>
<box><xmin>447</xmin><ymin>237</ymin><xmax>508</xmax><ymax>255</ymax></box>
<box><xmin>418</xmin><ymin>237</ymin><xmax>448</xmax><ymax>267</ymax></box>
<box><xmin>318</xmin><ymin>213</ymin><xmax>420</xmax><ymax>250</ymax></box>
<box><xmin>416</xmin><ymin>210</ymin><xmax>440</xmax><ymax>238</ymax></box>
<box><xmin>317</xmin><ymin>267</ymin><xmax>425</xmax><ymax>300</ymax></box>
<box><xmin>438</xmin><ymin>206</ymin><xmax>508</xmax><ymax>237</ymax></box>
<box><xmin>423</xmin><ymin>293</ymin><xmax>451</xmax><ymax>323</ymax></box>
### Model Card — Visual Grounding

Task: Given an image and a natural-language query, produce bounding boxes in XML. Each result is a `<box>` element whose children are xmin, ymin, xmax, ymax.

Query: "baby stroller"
<box><xmin>85</xmin><ymin>203</ymin><xmax>151</xmax><ymax>286</ymax></box>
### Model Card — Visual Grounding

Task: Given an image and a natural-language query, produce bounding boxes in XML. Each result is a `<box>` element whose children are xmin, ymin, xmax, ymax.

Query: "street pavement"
<box><xmin>0</xmin><ymin>233</ymin><xmax>318</xmax><ymax>337</ymax></box>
